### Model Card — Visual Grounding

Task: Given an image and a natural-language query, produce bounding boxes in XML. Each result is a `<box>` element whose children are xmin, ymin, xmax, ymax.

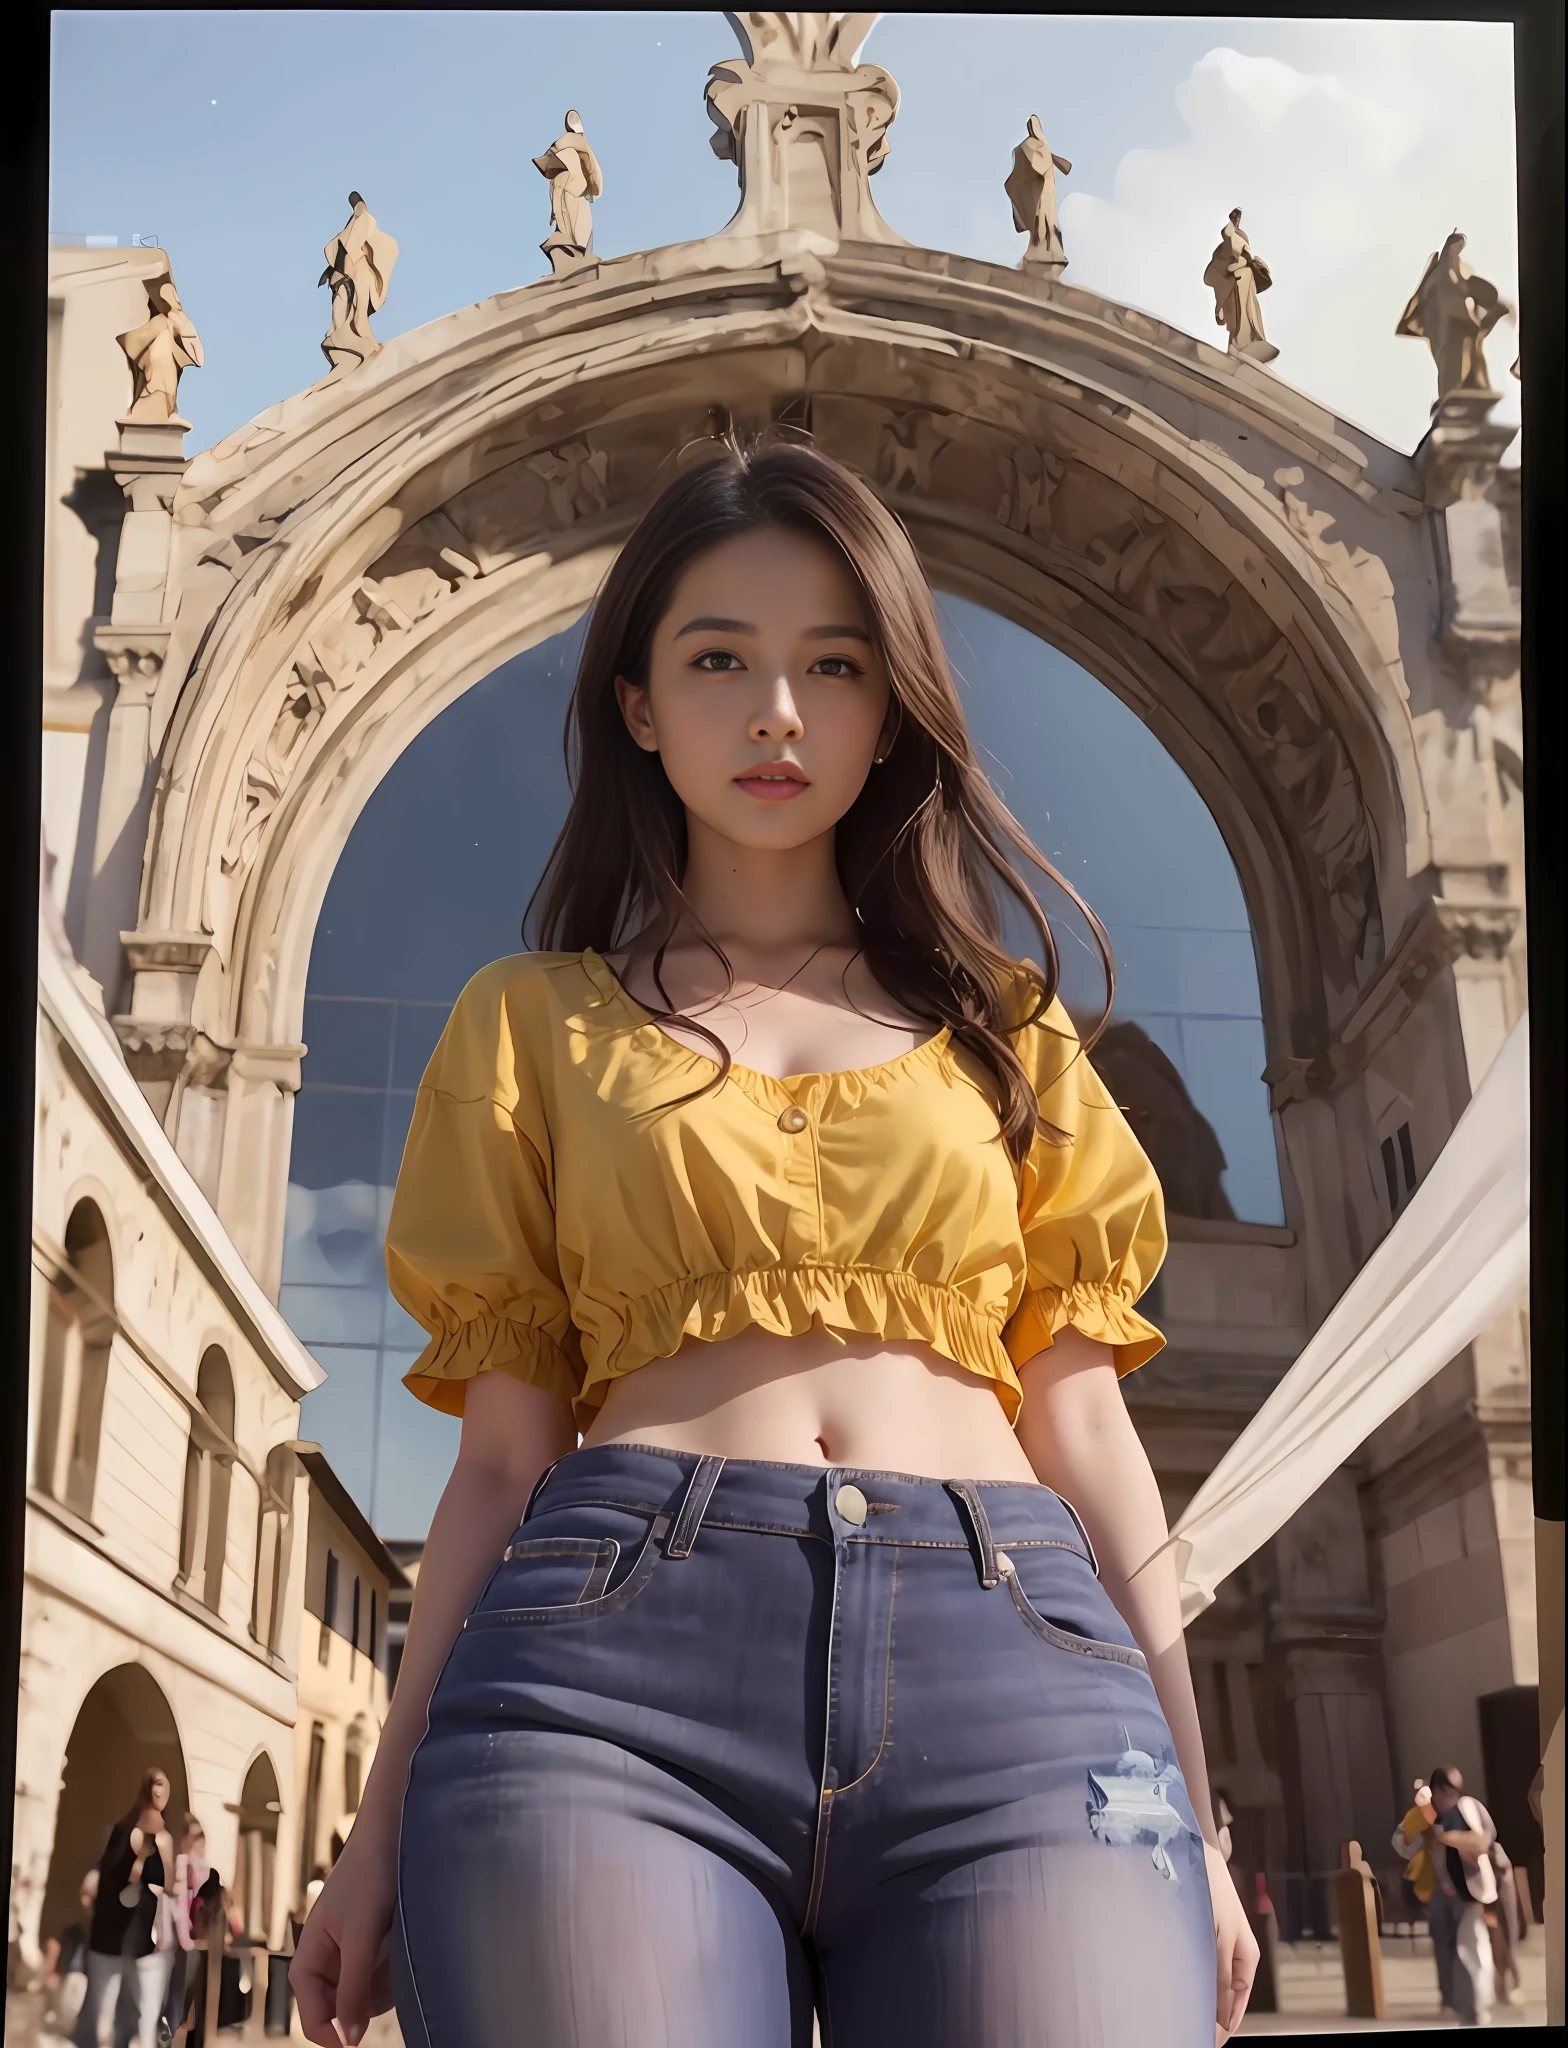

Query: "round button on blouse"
<box><xmin>777</xmin><ymin>1105</ymin><xmax>810</xmax><ymax>1134</ymax></box>
<box><xmin>834</xmin><ymin>1483</ymin><xmax>869</xmax><ymax>1526</ymax></box>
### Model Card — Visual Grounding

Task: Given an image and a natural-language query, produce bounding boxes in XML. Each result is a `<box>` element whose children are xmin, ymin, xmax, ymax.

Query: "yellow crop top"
<box><xmin>387</xmin><ymin>949</ymin><xmax>1167</xmax><ymax>1430</ymax></box>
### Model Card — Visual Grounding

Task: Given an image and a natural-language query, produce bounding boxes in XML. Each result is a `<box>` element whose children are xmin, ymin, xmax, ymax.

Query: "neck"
<box><xmin>676</xmin><ymin>815</ymin><xmax>856</xmax><ymax>954</ymax></box>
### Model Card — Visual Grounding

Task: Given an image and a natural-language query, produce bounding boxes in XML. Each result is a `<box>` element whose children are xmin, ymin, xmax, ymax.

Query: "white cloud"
<box><xmin>1057</xmin><ymin>24</ymin><xmax>1519</xmax><ymax>458</ymax></box>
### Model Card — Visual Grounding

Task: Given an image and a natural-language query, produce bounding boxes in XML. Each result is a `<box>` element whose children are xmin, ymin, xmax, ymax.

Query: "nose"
<box><xmin>748</xmin><ymin>668</ymin><xmax>805</xmax><ymax>745</ymax></box>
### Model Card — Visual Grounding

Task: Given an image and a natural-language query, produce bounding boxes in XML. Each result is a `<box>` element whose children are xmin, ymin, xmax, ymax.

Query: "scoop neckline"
<box><xmin>580</xmin><ymin>948</ymin><xmax>953</xmax><ymax>1095</ymax></box>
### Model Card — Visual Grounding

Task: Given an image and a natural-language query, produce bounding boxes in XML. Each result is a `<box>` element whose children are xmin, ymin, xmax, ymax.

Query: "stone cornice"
<box><xmin>1265</xmin><ymin>891</ymin><xmax>1522</xmax><ymax>1106</ymax></box>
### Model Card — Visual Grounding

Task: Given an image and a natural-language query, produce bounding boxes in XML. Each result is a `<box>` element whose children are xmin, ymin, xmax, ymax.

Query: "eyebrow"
<box><xmin>673</xmin><ymin>615</ymin><xmax>873</xmax><ymax>642</ymax></box>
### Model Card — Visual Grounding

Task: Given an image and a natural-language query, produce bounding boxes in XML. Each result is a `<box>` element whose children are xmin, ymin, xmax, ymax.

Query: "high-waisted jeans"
<box><xmin>394</xmin><ymin>1446</ymin><xmax>1215</xmax><ymax>2047</ymax></box>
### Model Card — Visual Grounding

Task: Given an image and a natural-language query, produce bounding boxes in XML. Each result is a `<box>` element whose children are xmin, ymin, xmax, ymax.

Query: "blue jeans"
<box><xmin>395</xmin><ymin>1446</ymin><xmax>1215</xmax><ymax>2047</ymax></box>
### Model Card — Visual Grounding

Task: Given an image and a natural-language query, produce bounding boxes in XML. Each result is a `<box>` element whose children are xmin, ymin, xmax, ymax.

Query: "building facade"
<box><xmin>25</xmin><ymin>13</ymin><xmax>1536</xmax><ymax>1960</ymax></box>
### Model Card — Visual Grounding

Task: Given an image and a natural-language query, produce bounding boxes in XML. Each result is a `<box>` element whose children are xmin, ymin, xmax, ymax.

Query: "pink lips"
<box><xmin>735</xmin><ymin>763</ymin><xmax>810</xmax><ymax>801</ymax></box>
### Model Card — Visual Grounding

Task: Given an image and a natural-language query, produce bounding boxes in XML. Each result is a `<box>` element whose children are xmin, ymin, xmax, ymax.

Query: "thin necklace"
<box><xmin>731</xmin><ymin>940</ymin><xmax>860</xmax><ymax>1011</ymax></box>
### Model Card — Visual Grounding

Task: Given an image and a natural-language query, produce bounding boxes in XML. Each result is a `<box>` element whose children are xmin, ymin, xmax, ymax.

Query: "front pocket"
<box><xmin>999</xmin><ymin>1556</ymin><xmax>1148</xmax><ymax>1670</ymax></box>
<box><xmin>464</xmin><ymin>1526</ymin><xmax>660</xmax><ymax>1631</ymax></box>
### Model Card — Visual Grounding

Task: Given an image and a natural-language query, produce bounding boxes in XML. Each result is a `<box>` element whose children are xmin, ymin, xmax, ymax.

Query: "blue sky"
<box><xmin>50</xmin><ymin>12</ymin><xmax>1519</xmax><ymax>458</ymax></box>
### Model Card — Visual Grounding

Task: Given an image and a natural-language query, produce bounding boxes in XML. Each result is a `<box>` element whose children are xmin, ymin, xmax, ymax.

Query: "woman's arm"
<box><xmin>290</xmin><ymin>1371</ymin><xmax>576</xmax><ymax>2048</ymax></box>
<box><xmin>1015</xmin><ymin>1328</ymin><xmax>1258</xmax><ymax>2039</ymax></box>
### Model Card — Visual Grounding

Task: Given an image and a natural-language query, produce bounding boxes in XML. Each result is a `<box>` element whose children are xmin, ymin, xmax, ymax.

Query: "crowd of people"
<box><xmin>1392</xmin><ymin>1764</ymin><xmax>1530</xmax><ymax>2026</ymax></box>
<box><xmin>38</xmin><ymin>1769</ymin><xmax>249</xmax><ymax>2048</ymax></box>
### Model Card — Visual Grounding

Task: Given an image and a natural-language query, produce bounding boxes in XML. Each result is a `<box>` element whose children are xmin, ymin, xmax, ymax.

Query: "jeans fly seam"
<box><xmin>832</xmin><ymin>1548</ymin><xmax>898</xmax><ymax>1797</ymax></box>
<box><xmin>803</xmin><ymin>1502</ymin><xmax>847</xmax><ymax>1939</ymax></box>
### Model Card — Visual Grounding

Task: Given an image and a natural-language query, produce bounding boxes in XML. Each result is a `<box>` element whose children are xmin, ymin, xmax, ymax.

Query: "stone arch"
<box><xmin>178</xmin><ymin>1344</ymin><xmax>236</xmax><ymax>1611</ymax></box>
<box><xmin>234</xmin><ymin>1749</ymin><xmax>282</xmax><ymax>1942</ymax></box>
<box><xmin>35</xmin><ymin>1196</ymin><xmax>116</xmax><ymax>1519</ymax></box>
<box><xmin>121</xmin><ymin>237</ymin><xmax>1437</xmax><ymax>1291</ymax></box>
<box><xmin>39</xmin><ymin>1662</ymin><xmax>190</xmax><ymax>1958</ymax></box>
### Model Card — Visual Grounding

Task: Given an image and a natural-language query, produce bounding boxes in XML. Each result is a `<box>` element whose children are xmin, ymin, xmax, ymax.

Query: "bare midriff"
<box><xmin>579</xmin><ymin>1328</ymin><xmax>1040</xmax><ymax>1482</ymax></box>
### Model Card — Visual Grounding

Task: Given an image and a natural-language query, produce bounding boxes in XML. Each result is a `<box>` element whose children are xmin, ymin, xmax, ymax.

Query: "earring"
<box><xmin>873</xmin><ymin>753</ymin><xmax>885</xmax><ymax>765</ymax></box>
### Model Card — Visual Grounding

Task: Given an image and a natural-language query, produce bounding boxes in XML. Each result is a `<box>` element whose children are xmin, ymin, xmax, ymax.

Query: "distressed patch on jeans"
<box><xmin>1087</xmin><ymin>1747</ymin><xmax>1189</xmax><ymax>1884</ymax></box>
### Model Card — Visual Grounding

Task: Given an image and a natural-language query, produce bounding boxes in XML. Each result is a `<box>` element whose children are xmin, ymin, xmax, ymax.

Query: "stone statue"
<box><xmin>117</xmin><ymin>277</ymin><xmax>203</xmax><ymax>423</ymax></box>
<box><xmin>1396</xmin><ymin>232</ymin><xmax>1509</xmax><ymax>400</ymax></box>
<box><xmin>319</xmin><ymin>192</ymin><xmax>399</xmax><ymax>377</ymax></box>
<box><xmin>533</xmin><ymin>110</ymin><xmax>603</xmax><ymax>275</ymax></box>
<box><xmin>1005</xmin><ymin>115</ymin><xmax>1072</xmax><ymax>274</ymax></box>
<box><xmin>705</xmin><ymin>11</ymin><xmax>904</xmax><ymax>245</ymax></box>
<box><xmin>726</xmin><ymin>13</ymin><xmax>881</xmax><ymax>68</ymax></box>
<box><xmin>1203</xmin><ymin>209</ymin><xmax>1278</xmax><ymax>365</ymax></box>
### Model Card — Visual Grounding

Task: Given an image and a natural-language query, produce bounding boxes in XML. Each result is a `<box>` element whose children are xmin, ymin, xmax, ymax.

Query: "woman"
<box><xmin>291</xmin><ymin>442</ymin><xmax>1258</xmax><ymax>2046</ymax></box>
<box><xmin>75</xmin><ymin>1767</ymin><xmax>176</xmax><ymax>2048</ymax></box>
<box><xmin>159</xmin><ymin>1814</ymin><xmax>208</xmax><ymax>2043</ymax></box>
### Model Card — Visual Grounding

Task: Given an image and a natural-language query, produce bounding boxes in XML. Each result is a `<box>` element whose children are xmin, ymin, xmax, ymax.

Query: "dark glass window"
<box><xmin>283</xmin><ymin>600</ymin><xmax>1282</xmax><ymax>1536</ymax></box>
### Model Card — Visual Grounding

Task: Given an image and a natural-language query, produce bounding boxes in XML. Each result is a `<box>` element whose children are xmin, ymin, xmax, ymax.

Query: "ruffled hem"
<box><xmin>1002</xmin><ymin>1282</ymin><xmax>1166</xmax><ymax>1378</ymax></box>
<box><xmin>402</xmin><ymin>1314</ymin><xmax>582</xmax><ymax>1418</ymax></box>
<box><xmin>577</xmin><ymin>1264</ymin><xmax>1022</xmax><ymax>1428</ymax></box>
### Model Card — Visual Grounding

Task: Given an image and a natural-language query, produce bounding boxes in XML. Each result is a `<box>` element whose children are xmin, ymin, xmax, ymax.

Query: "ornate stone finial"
<box><xmin>705</xmin><ymin>11</ymin><xmax>906</xmax><ymax>245</ymax></box>
<box><xmin>116</xmin><ymin>275</ymin><xmax>203</xmax><ymax>424</ymax></box>
<box><xmin>319</xmin><ymin>191</ymin><xmax>400</xmax><ymax>378</ymax></box>
<box><xmin>1005</xmin><ymin>115</ymin><xmax>1072</xmax><ymax>275</ymax></box>
<box><xmin>533</xmin><ymin>109</ymin><xmax>604</xmax><ymax>275</ymax></box>
<box><xmin>1203</xmin><ymin>208</ymin><xmax>1278</xmax><ymax>365</ymax></box>
<box><xmin>1396</xmin><ymin>232</ymin><xmax>1510</xmax><ymax>405</ymax></box>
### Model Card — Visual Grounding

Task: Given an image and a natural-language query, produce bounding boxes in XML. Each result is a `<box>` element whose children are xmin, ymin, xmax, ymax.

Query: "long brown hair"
<box><xmin>527</xmin><ymin>440</ymin><xmax>1113</xmax><ymax>1165</ymax></box>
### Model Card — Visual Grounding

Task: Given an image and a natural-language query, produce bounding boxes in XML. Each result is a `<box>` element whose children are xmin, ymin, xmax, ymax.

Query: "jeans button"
<box><xmin>834</xmin><ymin>1483</ymin><xmax>868</xmax><ymax>1526</ymax></box>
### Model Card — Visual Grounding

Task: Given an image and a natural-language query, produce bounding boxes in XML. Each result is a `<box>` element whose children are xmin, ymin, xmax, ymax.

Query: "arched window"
<box><xmin>178</xmin><ymin>1345</ymin><xmax>236</xmax><ymax>1612</ymax></box>
<box><xmin>36</xmin><ymin>1199</ymin><xmax>115</xmax><ymax>1518</ymax></box>
<box><xmin>251</xmin><ymin>1446</ymin><xmax>296</xmax><ymax>1654</ymax></box>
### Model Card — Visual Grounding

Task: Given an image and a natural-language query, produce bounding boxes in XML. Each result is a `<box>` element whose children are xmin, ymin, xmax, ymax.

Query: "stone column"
<box><xmin>216</xmin><ymin>1044</ymin><xmax>306</xmax><ymax>1300</ymax></box>
<box><xmin>82</xmin><ymin>416</ymin><xmax>189</xmax><ymax>1010</ymax></box>
<box><xmin>1412</xmin><ymin>389</ymin><xmax>1524</xmax><ymax>1094</ymax></box>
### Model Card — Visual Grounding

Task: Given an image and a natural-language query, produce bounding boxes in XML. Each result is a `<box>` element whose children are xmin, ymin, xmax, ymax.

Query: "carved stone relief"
<box><xmin>825</xmin><ymin>390</ymin><xmax>1384</xmax><ymax>999</ymax></box>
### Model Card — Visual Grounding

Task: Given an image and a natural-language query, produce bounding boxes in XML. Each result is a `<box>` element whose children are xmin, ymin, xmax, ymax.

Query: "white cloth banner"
<box><xmin>1146</xmin><ymin>1012</ymin><xmax>1530</xmax><ymax>1623</ymax></box>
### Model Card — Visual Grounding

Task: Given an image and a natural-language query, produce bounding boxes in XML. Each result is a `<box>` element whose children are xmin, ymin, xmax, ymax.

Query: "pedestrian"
<box><xmin>73</xmin><ymin>1768</ymin><xmax>176</xmax><ymax>2048</ymax></box>
<box><xmin>289</xmin><ymin>439</ymin><xmax>1259</xmax><ymax>2046</ymax></box>
<box><xmin>42</xmin><ymin>1882</ymin><xmax>92</xmax><ymax>2040</ymax></box>
<box><xmin>1393</xmin><ymin>1767</ymin><xmax>1498</xmax><ymax>2024</ymax></box>
<box><xmin>158</xmin><ymin>1816</ymin><xmax>208</xmax><ymax>2045</ymax></box>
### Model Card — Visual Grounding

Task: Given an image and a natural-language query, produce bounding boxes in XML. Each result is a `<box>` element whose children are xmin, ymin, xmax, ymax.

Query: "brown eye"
<box><xmin>693</xmin><ymin>649</ymin><xmax>744</xmax><ymax>672</ymax></box>
<box><xmin>810</xmin><ymin>656</ymin><xmax>863</xmax><ymax>678</ymax></box>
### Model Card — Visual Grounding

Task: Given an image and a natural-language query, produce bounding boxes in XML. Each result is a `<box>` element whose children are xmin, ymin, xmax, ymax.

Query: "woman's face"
<box><xmin>147</xmin><ymin>1772</ymin><xmax>170</xmax><ymax>1813</ymax></box>
<box><xmin>617</xmin><ymin>528</ymin><xmax>894</xmax><ymax>854</ymax></box>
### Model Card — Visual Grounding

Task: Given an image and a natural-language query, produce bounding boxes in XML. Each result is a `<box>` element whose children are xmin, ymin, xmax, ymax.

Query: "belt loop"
<box><xmin>945</xmin><ymin>1478</ymin><xmax>1001</xmax><ymax>1589</ymax></box>
<box><xmin>665</xmin><ymin>1454</ymin><xmax>725</xmax><ymax>1560</ymax></box>
<box><xmin>522</xmin><ymin>1455</ymin><xmax>565</xmax><ymax>1524</ymax></box>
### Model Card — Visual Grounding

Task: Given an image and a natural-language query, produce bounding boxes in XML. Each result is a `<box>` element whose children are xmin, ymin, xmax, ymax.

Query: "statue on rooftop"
<box><xmin>1005</xmin><ymin>115</ymin><xmax>1072</xmax><ymax>275</ymax></box>
<box><xmin>1396</xmin><ymin>232</ymin><xmax>1509</xmax><ymax>401</ymax></box>
<box><xmin>705</xmin><ymin>11</ymin><xmax>905</xmax><ymax>245</ymax></box>
<box><xmin>319</xmin><ymin>192</ymin><xmax>399</xmax><ymax>377</ymax></box>
<box><xmin>534</xmin><ymin>110</ymin><xmax>603</xmax><ymax>275</ymax></box>
<box><xmin>117</xmin><ymin>276</ymin><xmax>203</xmax><ymax>422</ymax></box>
<box><xmin>1204</xmin><ymin>209</ymin><xmax>1278</xmax><ymax>365</ymax></box>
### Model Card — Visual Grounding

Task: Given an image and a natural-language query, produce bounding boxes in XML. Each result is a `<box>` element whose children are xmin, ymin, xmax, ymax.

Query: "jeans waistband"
<box><xmin>524</xmin><ymin>1442</ymin><xmax>1098</xmax><ymax>1575</ymax></box>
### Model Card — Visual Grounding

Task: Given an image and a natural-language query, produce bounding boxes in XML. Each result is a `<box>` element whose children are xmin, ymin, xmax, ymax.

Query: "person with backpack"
<box><xmin>1393</xmin><ymin>1767</ymin><xmax>1498</xmax><ymax>2024</ymax></box>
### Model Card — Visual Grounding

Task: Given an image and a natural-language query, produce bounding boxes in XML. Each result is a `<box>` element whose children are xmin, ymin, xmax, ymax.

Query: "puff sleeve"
<box><xmin>1002</xmin><ymin>992</ymin><xmax>1168</xmax><ymax>1379</ymax></box>
<box><xmin>387</xmin><ymin>963</ymin><xmax>583</xmax><ymax>1418</ymax></box>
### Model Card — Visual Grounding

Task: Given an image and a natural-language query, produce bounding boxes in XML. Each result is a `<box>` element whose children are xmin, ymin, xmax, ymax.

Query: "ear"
<box><xmin>614</xmin><ymin>674</ymin><xmax>660</xmax><ymax>753</ymax></box>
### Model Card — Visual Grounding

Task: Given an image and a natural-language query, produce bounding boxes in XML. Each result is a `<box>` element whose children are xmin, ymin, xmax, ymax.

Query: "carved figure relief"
<box><xmin>117</xmin><ymin>278</ymin><xmax>203</xmax><ymax>422</ymax></box>
<box><xmin>997</xmin><ymin>443</ymin><xmax>1065</xmax><ymax>541</ymax></box>
<box><xmin>319</xmin><ymin>192</ymin><xmax>399</xmax><ymax>377</ymax></box>
<box><xmin>525</xmin><ymin>439</ymin><xmax>610</xmax><ymax>525</ymax></box>
<box><xmin>879</xmin><ymin>411</ymin><xmax>951</xmax><ymax>495</ymax></box>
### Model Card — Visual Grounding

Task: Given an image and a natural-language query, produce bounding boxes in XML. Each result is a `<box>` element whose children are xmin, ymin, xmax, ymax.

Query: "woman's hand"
<box><xmin>290</xmin><ymin>1825</ymin><xmax>397</xmax><ymax>2048</ymax></box>
<box><xmin>1206</xmin><ymin>1841</ymin><xmax>1260</xmax><ymax>2040</ymax></box>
